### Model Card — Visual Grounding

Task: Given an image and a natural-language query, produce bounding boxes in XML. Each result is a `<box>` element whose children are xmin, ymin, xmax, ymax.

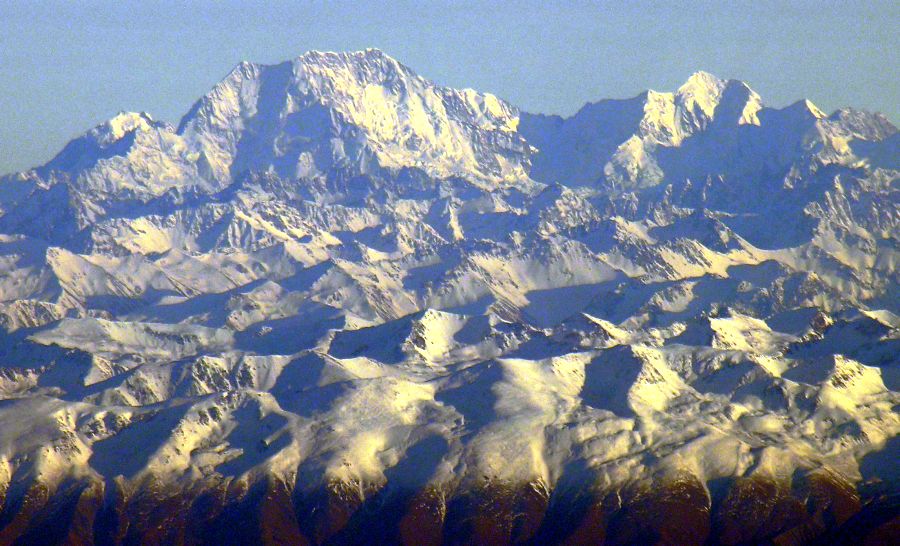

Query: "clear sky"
<box><xmin>1</xmin><ymin>0</ymin><xmax>897</xmax><ymax>174</ymax></box>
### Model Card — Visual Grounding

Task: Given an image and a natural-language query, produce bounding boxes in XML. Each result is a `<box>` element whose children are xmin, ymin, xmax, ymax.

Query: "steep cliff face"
<box><xmin>0</xmin><ymin>49</ymin><xmax>897</xmax><ymax>544</ymax></box>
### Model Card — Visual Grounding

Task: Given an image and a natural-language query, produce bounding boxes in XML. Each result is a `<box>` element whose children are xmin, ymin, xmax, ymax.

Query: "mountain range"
<box><xmin>0</xmin><ymin>49</ymin><xmax>897</xmax><ymax>545</ymax></box>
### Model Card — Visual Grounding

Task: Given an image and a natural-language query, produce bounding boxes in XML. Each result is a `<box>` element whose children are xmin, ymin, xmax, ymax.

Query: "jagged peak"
<box><xmin>675</xmin><ymin>71</ymin><xmax>763</xmax><ymax>125</ymax></box>
<box><xmin>205</xmin><ymin>49</ymin><xmax>482</xmax><ymax>111</ymax></box>
<box><xmin>230</xmin><ymin>59</ymin><xmax>260</xmax><ymax>72</ymax></box>
<box><xmin>676</xmin><ymin>71</ymin><xmax>728</xmax><ymax>112</ymax></box>
<box><xmin>91</xmin><ymin>111</ymin><xmax>157</xmax><ymax>143</ymax></box>
<box><xmin>678</xmin><ymin>71</ymin><xmax>728</xmax><ymax>95</ymax></box>
<box><xmin>108</xmin><ymin>110</ymin><xmax>154</xmax><ymax>124</ymax></box>
<box><xmin>293</xmin><ymin>49</ymin><xmax>426</xmax><ymax>92</ymax></box>
<box><xmin>676</xmin><ymin>71</ymin><xmax>759</xmax><ymax>96</ymax></box>
<box><xmin>298</xmin><ymin>47</ymin><xmax>397</xmax><ymax>63</ymax></box>
<box><xmin>179</xmin><ymin>48</ymin><xmax>423</xmax><ymax>134</ymax></box>
<box><xmin>173</xmin><ymin>48</ymin><xmax>527</xmax><ymax>186</ymax></box>
<box><xmin>783</xmin><ymin>98</ymin><xmax>827</xmax><ymax>120</ymax></box>
<box><xmin>820</xmin><ymin>355</ymin><xmax>886</xmax><ymax>404</ymax></box>
<box><xmin>293</xmin><ymin>48</ymin><xmax>414</xmax><ymax>84</ymax></box>
<box><xmin>802</xmin><ymin>99</ymin><xmax>827</xmax><ymax>118</ymax></box>
<box><xmin>206</xmin><ymin>49</ymin><xmax>411</xmax><ymax>96</ymax></box>
<box><xmin>628</xmin><ymin>72</ymin><xmax>766</xmax><ymax>144</ymax></box>
<box><xmin>828</xmin><ymin>108</ymin><xmax>898</xmax><ymax>140</ymax></box>
<box><xmin>33</xmin><ymin>111</ymin><xmax>164</xmax><ymax>176</ymax></box>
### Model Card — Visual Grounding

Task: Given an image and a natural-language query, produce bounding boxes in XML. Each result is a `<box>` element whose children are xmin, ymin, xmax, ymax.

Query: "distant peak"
<box><xmin>784</xmin><ymin>98</ymin><xmax>827</xmax><ymax>119</ymax></box>
<box><xmin>220</xmin><ymin>60</ymin><xmax>263</xmax><ymax>84</ymax></box>
<box><xmin>92</xmin><ymin>111</ymin><xmax>156</xmax><ymax>143</ymax></box>
<box><xmin>676</xmin><ymin>71</ymin><xmax>763</xmax><ymax>99</ymax></box>
<box><xmin>111</xmin><ymin>110</ymin><xmax>153</xmax><ymax>122</ymax></box>
<box><xmin>359</xmin><ymin>47</ymin><xmax>393</xmax><ymax>58</ymax></box>
<box><xmin>828</xmin><ymin>108</ymin><xmax>897</xmax><ymax>140</ymax></box>
<box><xmin>297</xmin><ymin>48</ymin><xmax>401</xmax><ymax>66</ymax></box>
<box><xmin>290</xmin><ymin>48</ymin><xmax>414</xmax><ymax>87</ymax></box>
<box><xmin>301</xmin><ymin>47</ymin><xmax>390</xmax><ymax>57</ymax></box>
<box><xmin>802</xmin><ymin>99</ymin><xmax>826</xmax><ymax>118</ymax></box>
<box><xmin>668</xmin><ymin>72</ymin><xmax>726</xmax><ymax>129</ymax></box>
<box><xmin>670</xmin><ymin>71</ymin><xmax>765</xmax><ymax>127</ymax></box>
<box><xmin>681</xmin><ymin>70</ymin><xmax>725</xmax><ymax>88</ymax></box>
<box><xmin>677</xmin><ymin>71</ymin><xmax>729</xmax><ymax>98</ymax></box>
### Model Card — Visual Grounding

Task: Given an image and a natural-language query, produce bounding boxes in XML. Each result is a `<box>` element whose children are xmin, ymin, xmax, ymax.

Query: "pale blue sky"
<box><xmin>1</xmin><ymin>0</ymin><xmax>897</xmax><ymax>174</ymax></box>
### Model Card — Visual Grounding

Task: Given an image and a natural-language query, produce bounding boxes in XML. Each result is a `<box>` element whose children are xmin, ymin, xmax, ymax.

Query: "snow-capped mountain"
<box><xmin>0</xmin><ymin>49</ymin><xmax>897</xmax><ymax>545</ymax></box>
<box><xmin>179</xmin><ymin>49</ymin><xmax>531</xmax><ymax>186</ymax></box>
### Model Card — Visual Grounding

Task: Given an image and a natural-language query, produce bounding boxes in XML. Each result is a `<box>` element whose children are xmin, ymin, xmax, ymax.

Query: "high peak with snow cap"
<box><xmin>0</xmin><ymin>50</ymin><xmax>896</xmax><ymax>544</ymax></box>
<box><xmin>176</xmin><ymin>48</ymin><xmax>530</xmax><ymax>186</ymax></box>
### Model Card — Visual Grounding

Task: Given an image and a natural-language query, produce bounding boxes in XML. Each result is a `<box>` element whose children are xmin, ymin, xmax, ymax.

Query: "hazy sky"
<box><xmin>1</xmin><ymin>0</ymin><xmax>897</xmax><ymax>174</ymax></box>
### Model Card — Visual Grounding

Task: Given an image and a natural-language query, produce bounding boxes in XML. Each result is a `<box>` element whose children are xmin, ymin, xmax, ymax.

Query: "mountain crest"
<box><xmin>675</xmin><ymin>71</ymin><xmax>764</xmax><ymax>130</ymax></box>
<box><xmin>676</xmin><ymin>70</ymin><xmax>730</xmax><ymax>117</ymax></box>
<box><xmin>96</xmin><ymin>111</ymin><xmax>158</xmax><ymax>142</ymax></box>
<box><xmin>176</xmin><ymin>48</ymin><xmax>530</xmax><ymax>186</ymax></box>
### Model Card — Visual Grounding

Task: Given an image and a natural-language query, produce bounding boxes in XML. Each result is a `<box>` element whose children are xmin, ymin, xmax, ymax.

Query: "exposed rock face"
<box><xmin>0</xmin><ymin>471</ymin><xmax>890</xmax><ymax>544</ymax></box>
<box><xmin>0</xmin><ymin>49</ymin><xmax>897</xmax><ymax>544</ymax></box>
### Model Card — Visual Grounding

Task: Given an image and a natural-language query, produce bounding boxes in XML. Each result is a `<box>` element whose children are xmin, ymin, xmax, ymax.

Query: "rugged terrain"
<box><xmin>0</xmin><ymin>49</ymin><xmax>897</xmax><ymax>544</ymax></box>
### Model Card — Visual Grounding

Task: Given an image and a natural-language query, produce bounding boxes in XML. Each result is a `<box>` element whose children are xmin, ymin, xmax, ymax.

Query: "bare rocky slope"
<box><xmin>0</xmin><ymin>50</ymin><xmax>897</xmax><ymax>544</ymax></box>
